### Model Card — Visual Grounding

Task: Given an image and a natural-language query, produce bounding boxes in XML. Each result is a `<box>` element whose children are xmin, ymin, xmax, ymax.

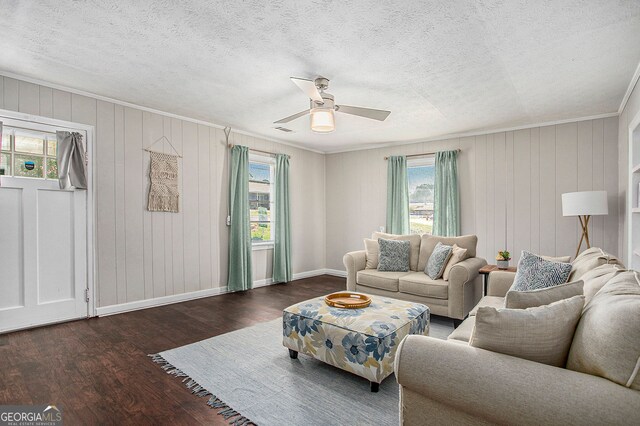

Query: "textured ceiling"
<box><xmin>1</xmin><ymin>0</ymin><xmax>639</xmax><ymax>152</ymax></box>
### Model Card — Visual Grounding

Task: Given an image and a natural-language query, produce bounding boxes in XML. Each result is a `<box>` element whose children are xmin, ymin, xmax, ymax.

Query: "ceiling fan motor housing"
<box><xmin>311</xmin><ymin>92</ymin><xmax>335</xmax><ymax>109</ymax></box>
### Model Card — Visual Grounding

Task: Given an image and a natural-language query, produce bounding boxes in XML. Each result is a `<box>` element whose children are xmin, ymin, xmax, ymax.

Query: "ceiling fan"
<box><xmin>274</xmin><ymin>76</ymin><xmax>391</xmax><ymax>133</ymax></box>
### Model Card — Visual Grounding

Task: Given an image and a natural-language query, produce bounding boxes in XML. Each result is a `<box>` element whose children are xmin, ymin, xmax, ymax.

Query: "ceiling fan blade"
<box><xmin>273</xmin><ymin>109</ymin><xmax>310</xmax><ymax>124</ymax></box>
<box><xmin>336</xmin><ymin>105</ymin><xmax>391</xmax><ymax>121</ymax></box>
<box><xmin>290</xmin><ymin>77</ymin><xmax>324</xmax><ymax>103</ymax></box>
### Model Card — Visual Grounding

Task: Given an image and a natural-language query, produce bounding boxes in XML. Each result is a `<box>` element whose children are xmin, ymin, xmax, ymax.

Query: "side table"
<box><xmin>479</xmin><ymin>264</ymin><xmax>517</xmax><ymax>296</ymax></box>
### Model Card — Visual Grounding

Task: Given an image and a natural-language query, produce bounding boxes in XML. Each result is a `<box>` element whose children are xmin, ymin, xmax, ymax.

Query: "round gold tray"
<box><xmin>324</xmin><ymin>292</ymin><xmax>372</xmax><ymax>309</ymax></box>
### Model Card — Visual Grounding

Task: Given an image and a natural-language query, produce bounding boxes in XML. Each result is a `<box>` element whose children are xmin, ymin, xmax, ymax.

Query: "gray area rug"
<box><xmin>151</xmin><ymin>316</ymin><xmax>453</xmax><ymax>425</ymax></box>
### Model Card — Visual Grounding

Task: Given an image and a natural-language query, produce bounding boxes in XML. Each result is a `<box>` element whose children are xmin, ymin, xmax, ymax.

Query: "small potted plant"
<box><xmin>496</xmin><ymin>250</ymin><xmax>511</xmax><ymax>269</ymax></box>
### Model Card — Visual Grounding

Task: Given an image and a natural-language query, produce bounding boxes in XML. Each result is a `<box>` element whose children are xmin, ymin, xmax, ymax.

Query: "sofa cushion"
<box><xmin>469</xmin><ymin>296</ymin><xmax>505</xmax><ymax>316</ymax></box>
<box><xmin>373</xmin><ymin>232</ymin><xmax>421</xmax><ymax>271</ymax></box>
<box><xmin>470</xmin><ymin>295</ymin><xmax>585</xmax><ymax>367</ymax></box>
<box><xmin>579</xmin><ymin>263</ymin><xmax>627</xmax><ymax>303</ymax></box>
<box><xmin>363</xmin><ymin>238</ymin><xmax>379</xmax><ymax>269</ymax></box>
<box><xmin>356</xmin><ymin>270</ymin><xmax>408</xmax><ymax>292</ymax></box>
<box><xmin>378</xmin><ymin>238</ymin><xmax>410</xmax><ymax>272</ymax></box>
<box><xmin>425</xmin><ymin>242</ymin><xmax>453</xmax><ymax>279</ymax></box>
<box><xmin>418</xmin><ymin>234</ymin><xmax>477</xmax><ymax>272</ymax></box>
<box><xmin>447</xmin><ymin>316</ymin><xmax>475</xmax><ymax>343</ymax></box>
<box><xmin>505</xmin><ymin>280</ymin><xmax>583</xmax><ymax>309</ymax></box>
<box><xmin>399</xmin><ymin>272</ymin><xmax>449</xmax><ymax>299</ymax></box>
<box><xmin>567</xmin><ymin>271</ymin><xmax>640</xmax><ymax>390</ymax></box>
<box><xmin>569</xmin><ymin>247</ymin><xmax>623</xmax><ymax>282</ymax></box>
<box><xmin>511</xmin><ymin>251</ymin><xmax>572</xmax><ymax>291</ymax></box>
<box><xmin>442</xmin><ymin>244</ymin><xmax>468</xmax><ymax>281</ymax></box>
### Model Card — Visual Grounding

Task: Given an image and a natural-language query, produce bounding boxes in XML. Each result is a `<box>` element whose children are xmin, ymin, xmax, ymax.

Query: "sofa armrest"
<box><xmin>487</xmin><ymin>270</ymin><xmax>516</xmax><ymax>297</ymax></box>
<box><xmin>343</xmin><ymin>250</ymin><xmax>366</xmax><ymax>291</ymax></box>
<box><xmin>395</xmin><ymin>335</ymin><xmax>640</xmax><ymax>425</ymax></box>
<box><xmin>447</xmin><ymin>257</ymin><xmax>487</xmax><ymax>319</ymax></box>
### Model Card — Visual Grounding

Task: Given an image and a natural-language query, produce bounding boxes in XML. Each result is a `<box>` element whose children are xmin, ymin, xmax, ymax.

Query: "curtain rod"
<box><xmin>384</xmin><ymin>149</ymin><xmax>460</xmax><ymax>160</ymax></box>
<box><xmin>227</xmin><ymin>144</ymin><xmax>290</xmax><ymax>158</ymax></box>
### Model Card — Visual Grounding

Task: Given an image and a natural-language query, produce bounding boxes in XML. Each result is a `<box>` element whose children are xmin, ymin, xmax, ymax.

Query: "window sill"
<box><xmin>252</xmin><ymin>242</ymin><xmax>274</xmax><ymax>251</ymax></box>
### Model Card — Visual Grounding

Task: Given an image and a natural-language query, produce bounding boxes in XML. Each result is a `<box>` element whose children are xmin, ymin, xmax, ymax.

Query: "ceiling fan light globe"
<box><xmin>310</xmin><ymin>108</ymin><xmax>335</xmax><ymax>133</ymax></box>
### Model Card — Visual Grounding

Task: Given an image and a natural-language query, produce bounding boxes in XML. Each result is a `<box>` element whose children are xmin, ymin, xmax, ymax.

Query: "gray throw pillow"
<box><xmin>377</xmin><ymin>238</ymin><xmax>410</xmax><ymax>272</ymax></box>
<box><xmin>510</xmin><ymin>251</ymin><xmax>572</xmax><ymax>291</ymax></box>
<box><xmin>425</xmin><ymin>242</ymin><xmax>453</xmax><ymax>279</ymax></box>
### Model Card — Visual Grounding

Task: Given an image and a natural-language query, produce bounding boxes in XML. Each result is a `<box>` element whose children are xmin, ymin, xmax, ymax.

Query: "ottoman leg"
<box><xmin>370</xmin><ymin>381</ymin><xmax>379</xmax><ymax>393</ymax></box>
<box><xmin>288</xmin><ymin>349</ymin><xmax>298</xmax><ymax>359</ymax></box>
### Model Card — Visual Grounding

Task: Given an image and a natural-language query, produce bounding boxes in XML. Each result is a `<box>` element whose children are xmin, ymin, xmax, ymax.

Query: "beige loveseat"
<box><xmin>343</xmin><ymin>233</ymin><xmax>487</xmax><ymax>321</ymax></box>
<box><xmin>395</xmin><ymin>248</ymin><xmax>640</xmax><ymax>425</ymax></box>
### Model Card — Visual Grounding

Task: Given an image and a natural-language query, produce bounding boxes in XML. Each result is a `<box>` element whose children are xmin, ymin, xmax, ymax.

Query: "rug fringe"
<box><xmin>148</xmin><ymin>353</ymin><xmax>255</xmax><ymax>425</ymax></box>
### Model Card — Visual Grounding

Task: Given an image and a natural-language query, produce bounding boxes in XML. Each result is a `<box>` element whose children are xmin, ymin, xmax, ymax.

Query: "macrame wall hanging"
<box><xmin>145</xmin><ymin>136</ymin><xmax>181</xmax><ymax>213</ymax></box>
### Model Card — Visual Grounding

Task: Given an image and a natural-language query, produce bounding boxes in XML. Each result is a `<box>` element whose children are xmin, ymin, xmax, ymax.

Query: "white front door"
<box><xmin>0</xmin><ymin>168</ymin><xmax>88</xmax><ymax>333</ymax></box>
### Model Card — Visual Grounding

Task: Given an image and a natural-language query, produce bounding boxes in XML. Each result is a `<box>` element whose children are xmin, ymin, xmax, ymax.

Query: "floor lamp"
<box><xmin>562</xmin><ymin>191</ymin><xmax>608</xmax><ymax>259</ymax></box>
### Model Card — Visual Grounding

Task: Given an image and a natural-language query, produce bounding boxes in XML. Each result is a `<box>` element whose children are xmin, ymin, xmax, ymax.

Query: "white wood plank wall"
<box><xmin>1</xmin><ymin>74</ymin><xmax>624</xmax><ymax>302</ymax></box>
<box><xmin>325</xmin><ymin>117</ymin><xmax>619</xmax><ymax>269</ymax></box>
<box><xmin>0</xmin><ymin>76</ymin><xmax>327</xmax><ymax>307</ymax></box>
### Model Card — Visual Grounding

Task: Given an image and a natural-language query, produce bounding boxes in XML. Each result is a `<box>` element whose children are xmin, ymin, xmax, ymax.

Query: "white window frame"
<box><xmin>407</xmin><ymin>155</ymin><xmax>435</xmax><ymax>168</ymax></box>
<box><xmin>249</xmin><ymin>152</ymin><xmax>276</xmax><ymax>249</ymax></box>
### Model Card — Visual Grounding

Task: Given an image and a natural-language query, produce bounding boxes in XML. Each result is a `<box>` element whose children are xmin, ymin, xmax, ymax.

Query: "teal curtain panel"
<box><xmin>227</xmin><ymin>145</ymin><xmax>253</xmax><ymax>291</ymax></box>
<box><xmin>273</xmin><ymin>154</ymin><xmax>292</xmax><ymax>283</ymax></box>
<box><xmin>386</xmin><ymin>155</ymin><xmax>410</xmax><ymax>234</ymax></box>
<box><xmin>433</xmin><ymin>150</ymin><xmax>460</xmax><ymax>236</ymax></box>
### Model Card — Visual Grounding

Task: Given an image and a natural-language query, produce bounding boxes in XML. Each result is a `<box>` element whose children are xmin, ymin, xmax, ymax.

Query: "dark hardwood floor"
<box><xmin>0</xmin><ymin>275</ymin><xmax>344</xmax><ymax>425</ymax></box>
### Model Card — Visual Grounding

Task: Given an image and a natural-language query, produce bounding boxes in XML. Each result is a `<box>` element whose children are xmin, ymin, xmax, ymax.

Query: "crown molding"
<box><xmin>1</xmin><ymin>69</ymin><xmax>626</xmax><ymax>156</ymax></box>
<box><xmin>0</xmin><ymin>70</ymin><xmax>325</xmax><ymax>155</ymax></box>
<box><xmin>324</xmin><ymin>112</ymin><xmax>619</xmax><ymax>154</ymax></box>
<box><xmin>619</xmin><ymin>59</ymin><xmax>640</xmax><ymax>114</ymax></box>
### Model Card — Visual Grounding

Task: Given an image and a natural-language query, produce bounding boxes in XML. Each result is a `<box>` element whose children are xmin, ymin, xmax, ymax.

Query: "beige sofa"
<box><xmin>343</xmin><ymin>233</ymin><xmax>487</xmax><ymax>321</ymax></box>
<box><xmin>395</xmin><ymin>248</ymin><xmax>639</xmax><ymax>425</ymax></box>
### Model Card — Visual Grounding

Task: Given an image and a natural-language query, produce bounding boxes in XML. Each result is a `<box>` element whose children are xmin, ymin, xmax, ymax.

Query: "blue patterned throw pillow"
<box><xmin>511</xmin><ymin>251</ymin><xmax>572</xmax><ymax>291</ymax></box>
<box><xmin>377</xmin><ymin>238</ymin><xmax>411</xmax><ymax>272</ymax></box>
<box><xmin>425</xmin><ymin>242</ymin><xmax>453</xmax><ymax>279</ymax></box>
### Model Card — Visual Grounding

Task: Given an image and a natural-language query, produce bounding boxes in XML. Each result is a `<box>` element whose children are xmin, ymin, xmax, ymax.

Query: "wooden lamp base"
<box><xmin>575</xmin><ymin>215</ymin><xmax>592</xmax><ymax>259</ymax></box>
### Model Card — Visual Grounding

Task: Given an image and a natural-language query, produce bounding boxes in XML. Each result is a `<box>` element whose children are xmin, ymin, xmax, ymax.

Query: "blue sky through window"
<box><xmin>408</xmin><ymin>165</ymin><xmax>434</xmax><ymax>192</ymax></box>
<box><xmin>249</xmin><ymin>162</ymin><xmax>270</xmax><ymax>183</ymax></box>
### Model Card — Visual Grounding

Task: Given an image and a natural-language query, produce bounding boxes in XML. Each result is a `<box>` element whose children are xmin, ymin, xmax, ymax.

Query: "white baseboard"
<box><xmin>96</xmin><ymin>268</ymin><xmax>340</xmax><ymax>317</ymax></box>
<box><xmin>294</xmin><ymin>269</ymin><xmax>332</xmax><ymax>280</ymax></box>
<box><xmin>96</xmin><ymin>286</ymin><xmax>230</xmax><ymax>316</ymax></box>
<box><xmin>252</xmin><ymin>278</ymin><xmax>274</xmax><ymax>287</ymax></box>
<box><xmin>323</xmin><ymin>268</ymin><xmax>347</xmax><ymax>277</ymax></box>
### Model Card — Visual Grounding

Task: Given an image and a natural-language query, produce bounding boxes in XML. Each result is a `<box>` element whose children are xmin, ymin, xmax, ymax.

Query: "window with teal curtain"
<box><xmin>248</xmin><ymin>159</ymin><xmax>275</xmax><ymax>243</ymax></box>
<box><xmin>433</xmin><ymin>150</ymin><xmax>460</xmax><ymax>236</ymax></box>
<box><xmin>228</xmin><ymin>145</ymin><xmax>253</xmax><ymax>291</ymax></box>
<box><xmin>407</xmin><ymin>157</ymin><xmax>435</xmax><ymax>235</ymax></box>
<box><xmin>386</xmin><ymin>155</ymin><xmax>410</xmax><ymax>234</ymax></box>
<box><xmin>272</xmin><ymin>154</ymin><xmax>292</xmax><ymax>283</ymax></box>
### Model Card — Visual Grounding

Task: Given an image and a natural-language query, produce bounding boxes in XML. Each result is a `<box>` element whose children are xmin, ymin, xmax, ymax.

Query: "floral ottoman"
<box><xmin>282</xmin><ymin>294</ymin><xmax>429</xmax><ymax>392</ymax></box>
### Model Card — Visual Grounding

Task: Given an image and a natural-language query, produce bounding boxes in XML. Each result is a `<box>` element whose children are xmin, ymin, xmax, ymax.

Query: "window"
<box><xmin>408</xmin><ymin>156</ymin><xmax>435</xmax><ymax>235</ymax></box>
<box><xmin>0</xmin><ymin>128</ymin><xmax>58</xmax><ymax>179</ymax></box>
<box><xmin>249</xmin><ymin>155</ymin><xmax>275</xmax><ymax>244</ymax></box>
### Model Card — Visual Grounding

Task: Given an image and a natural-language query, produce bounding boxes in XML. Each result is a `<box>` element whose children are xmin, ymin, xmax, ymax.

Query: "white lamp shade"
<box><xmin>562</xmin><ymin>191</ymin><xmax>608</xmax><ymax>216</ymax></box>
<box><xmin>310</xmin><ymin>108</ymin><xmax>335</xmax><ymax>133</ymax></box>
